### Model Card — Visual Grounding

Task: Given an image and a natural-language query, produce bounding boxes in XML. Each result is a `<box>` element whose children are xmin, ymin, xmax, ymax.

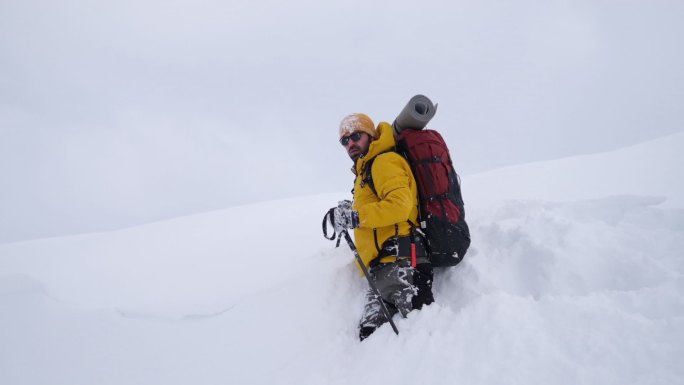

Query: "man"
<box><xmin>332</xmin><ymin>113</ymin><xmax>434</xmax><ymax>341</ymax></box>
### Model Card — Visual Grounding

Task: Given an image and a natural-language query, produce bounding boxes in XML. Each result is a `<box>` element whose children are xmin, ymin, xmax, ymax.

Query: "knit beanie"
<box><xmin>339</xmin><ymin>113</ymin><xmax>378</xmax><ymax>139</ymax></box>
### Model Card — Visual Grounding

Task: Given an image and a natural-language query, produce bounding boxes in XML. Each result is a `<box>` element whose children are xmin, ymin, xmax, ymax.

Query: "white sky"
<box><xmin>1</xmin><ymin>0</ymin><xmax>683</xmax><ymax>243</ymax></box>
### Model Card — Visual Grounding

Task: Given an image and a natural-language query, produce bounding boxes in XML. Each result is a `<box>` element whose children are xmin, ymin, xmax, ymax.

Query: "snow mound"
<box><xmin>1</xmin><ymin>136</ymin><xmax>683</xmax><ymax>385</ymax></box>
<box><xmin>465</xmin><ymin>132</ymin><xmax>684</xmax><ymax>209</ymax></box>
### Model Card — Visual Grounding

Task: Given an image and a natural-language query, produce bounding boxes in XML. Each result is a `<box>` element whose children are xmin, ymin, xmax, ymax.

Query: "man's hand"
<box><xmin>333</xmin><ymin>200</ymin><xmax>359</xmax><ymax>233</ymax></box>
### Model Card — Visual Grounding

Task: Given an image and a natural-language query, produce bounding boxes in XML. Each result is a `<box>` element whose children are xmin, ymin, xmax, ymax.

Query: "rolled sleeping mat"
<box><xmin>392</xmin><ymin>94</ymin><xmax>438</xmax><ymax>135</ymax></box>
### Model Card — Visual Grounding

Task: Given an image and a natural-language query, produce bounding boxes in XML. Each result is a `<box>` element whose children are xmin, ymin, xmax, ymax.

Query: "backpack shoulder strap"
<box><xmin>361</xmin><ymin>157</ymin><xmax>377</xmax><ymax>196</ymax></box>
<box><xmin>361</xmin><ymin>150</ymin><xmax>395</xmax><ymax>196</ymax></box>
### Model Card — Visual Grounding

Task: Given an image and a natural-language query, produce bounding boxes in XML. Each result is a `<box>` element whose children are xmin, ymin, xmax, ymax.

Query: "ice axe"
<box><xmin>322</xmin><ymin>210</ymin><xmax>399</xmax><ymax>336</ymax></box>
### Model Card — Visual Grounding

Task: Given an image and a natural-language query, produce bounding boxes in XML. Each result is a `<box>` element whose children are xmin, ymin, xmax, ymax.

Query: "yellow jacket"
<box><xmin>352</xmin><ymin>122</ymin><xmax>419</xmax><ymax>272</ymax></box>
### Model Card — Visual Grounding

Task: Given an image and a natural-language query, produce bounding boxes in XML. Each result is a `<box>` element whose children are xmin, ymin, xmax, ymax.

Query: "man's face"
<box><xmin>340</xmin><ymin>131</ymin><xmax>372</xmax><ymax>162</ymax></box>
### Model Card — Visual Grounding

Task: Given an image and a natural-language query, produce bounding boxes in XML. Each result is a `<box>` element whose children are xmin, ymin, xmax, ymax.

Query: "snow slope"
<box><xmin>466</xmin><ymin>132</ymin><xmax>684</xmax><ymax>209</ymax></box>
<box><xmin>1</xmin><ymin>135</ymin><xmax>683</xmax><ymax>385</ymax></box>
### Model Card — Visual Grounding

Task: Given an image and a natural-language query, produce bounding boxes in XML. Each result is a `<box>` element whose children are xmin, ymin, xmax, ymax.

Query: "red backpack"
<box><xmin>363</xmin><ymin>129</ymin><xmax>470</xmax><ymax>267</ymax></box>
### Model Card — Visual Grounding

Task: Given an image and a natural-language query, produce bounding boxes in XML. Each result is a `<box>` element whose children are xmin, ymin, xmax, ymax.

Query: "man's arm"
<box><xmin>356</xmin><ymin>153</ymin><xmax>414</xmax><ymax>228</ymax></box>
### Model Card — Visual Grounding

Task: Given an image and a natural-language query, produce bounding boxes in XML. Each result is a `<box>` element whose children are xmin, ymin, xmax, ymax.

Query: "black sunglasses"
<box><xmin>339</xmin><ymin>131</ymin><xmax>364</xmax><ymax>146</ymax></box>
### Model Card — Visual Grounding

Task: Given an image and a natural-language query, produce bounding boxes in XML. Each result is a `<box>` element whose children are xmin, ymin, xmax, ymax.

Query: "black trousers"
<box><xmin>358</xmin><ymin>259</ymin><xmax>434</xmax><ymax>341</ymax></box>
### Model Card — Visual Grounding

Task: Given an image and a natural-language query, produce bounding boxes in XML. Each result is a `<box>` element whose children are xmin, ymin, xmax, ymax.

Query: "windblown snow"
<box><xmin>1</xmin><ymin>133</ymin><xmax>683</xmax><ymax>385</ymax></box>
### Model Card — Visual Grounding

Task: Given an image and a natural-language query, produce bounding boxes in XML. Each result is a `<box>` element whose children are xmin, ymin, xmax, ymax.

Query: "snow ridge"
<box><xmin>1</xmin><ymin>139</ymin><xmax>684</xmax><ymax>385</ymax></box>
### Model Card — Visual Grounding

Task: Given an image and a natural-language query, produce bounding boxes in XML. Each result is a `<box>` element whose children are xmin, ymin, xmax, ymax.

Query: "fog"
<box><xmin>1</xmin><ymin>0</ymin><xmax>683</xmax><ymax>243</ymax></box>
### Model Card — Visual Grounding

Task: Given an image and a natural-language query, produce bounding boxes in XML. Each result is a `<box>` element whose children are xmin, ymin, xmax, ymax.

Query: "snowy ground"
<box><xmin>1</xmin><ymin>134</ymin><xmax>683</xmax><ymax>385</ymax></box>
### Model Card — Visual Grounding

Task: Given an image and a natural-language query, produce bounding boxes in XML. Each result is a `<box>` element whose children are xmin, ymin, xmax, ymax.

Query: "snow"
<box><xmin>1</xmin><ymin>136</ymin><xmax>684</xmax><ymax>385</ymax></box>
<box><xmin>466</xmin><ymin>132</ymin><xmax>684</xmax><ymax>209</ymax></box>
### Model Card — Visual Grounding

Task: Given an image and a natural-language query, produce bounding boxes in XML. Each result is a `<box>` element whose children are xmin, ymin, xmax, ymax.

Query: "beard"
<box><xmin>348</xmin><ymin>145</ymin><xmax>365</xmax><ymax>161</ymax></box>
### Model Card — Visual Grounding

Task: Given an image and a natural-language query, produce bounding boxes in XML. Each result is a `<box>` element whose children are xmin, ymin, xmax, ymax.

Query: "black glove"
<box><xmin>333</xmin><ymin>200</ymin><xmax>359</xmax><ymax>233</ymax></box>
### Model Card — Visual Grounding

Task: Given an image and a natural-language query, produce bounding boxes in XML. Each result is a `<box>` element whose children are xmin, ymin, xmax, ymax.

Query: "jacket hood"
<box><xmin>353</xmin><ymin>122</ymin><xmax>395</xmax><ymax>175</ymax></box>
